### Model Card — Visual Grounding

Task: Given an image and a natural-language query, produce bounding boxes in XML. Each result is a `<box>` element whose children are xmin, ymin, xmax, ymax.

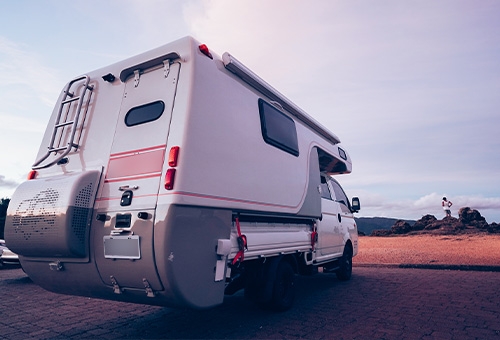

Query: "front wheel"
<box><xmin>336</xmin><ymin>246</ymin><xmax>353</xmax><ymax>281</ymax></box>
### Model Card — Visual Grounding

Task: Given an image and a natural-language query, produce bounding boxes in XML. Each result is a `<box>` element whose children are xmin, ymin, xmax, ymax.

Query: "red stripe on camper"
<box><xmin>105</xmin><ymin>145</ymin><xmax>166</xmax><ymax>181</ymax></box>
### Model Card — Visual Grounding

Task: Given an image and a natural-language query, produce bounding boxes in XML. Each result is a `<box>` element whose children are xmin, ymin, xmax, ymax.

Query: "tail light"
<box><xmin>165</xmin><ymin>146</ymin><xmax>180</xmax><ymax>190</ymax></box>
<box><xmin>164</xmin><ymin>169</ymin><xmax>176</xmax><ymax>190</ymax></box>
<box><xmin>27</xmin><ymin>170</ymin><xmax>37</xmax><ymax>180</ymax></box>
<box><xmin>168</xmin><ymin>146</ymin><xmax>180</xmax><ymax>167</ymax></box>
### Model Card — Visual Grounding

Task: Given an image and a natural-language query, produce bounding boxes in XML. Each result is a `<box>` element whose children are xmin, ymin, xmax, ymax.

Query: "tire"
<box><xmin>336</xmin><ymin>245</ymin><xmax>353</xmax><ymax>281</ymax></box>
<box><xmin>268</xmin><ymin>261</ymin><xmax>295</xmax><ymax>312</ymax></box>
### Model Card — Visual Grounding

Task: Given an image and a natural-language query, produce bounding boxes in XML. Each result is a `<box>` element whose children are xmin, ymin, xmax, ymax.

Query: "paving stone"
<box><xmin>1</xmin><ymin>266</ymin><xmax>500</xmax><ymax>339</ymax></box>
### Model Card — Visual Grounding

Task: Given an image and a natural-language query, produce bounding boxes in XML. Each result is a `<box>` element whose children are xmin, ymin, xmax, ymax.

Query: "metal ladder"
<box><xmin>32</xmin><ymin>75</ymin><xmax>93</xmax><ymax>170</ymax></box>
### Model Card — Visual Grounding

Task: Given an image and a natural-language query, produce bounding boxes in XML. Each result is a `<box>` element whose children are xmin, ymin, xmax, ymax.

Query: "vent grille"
<box><xmin>11</xmin><ymin>188</ymin><xmax>59</xmax><ymax>241</ymax></box>
<box><xmin>71</xmin><ymin>183</ymin><xmax>94</xmax><ymax>244</ymax></box>
<box><xmin>6</xmin><ymin>170</ymin><xmax>100</xmax><ymax>258</ymax></box>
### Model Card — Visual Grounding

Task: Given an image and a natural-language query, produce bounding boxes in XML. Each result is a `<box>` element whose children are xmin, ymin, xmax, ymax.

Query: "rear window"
<box><xmin>258</xmin><ymin>99</ymin><xmax>299</xmax><ymax>156</ymax></box>
<box><xmin>320</xmin><ymin>176</ymin><xmax>333</xmax><ymax>200</ymax></box>
<box><xmin>125</xmin><ymin>101</ymin><xmax>165</xmax><ymax>127</ymax></box>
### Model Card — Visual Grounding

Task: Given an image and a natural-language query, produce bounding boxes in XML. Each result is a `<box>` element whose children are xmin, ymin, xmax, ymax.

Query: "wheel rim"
<box><xmin>345</xmin><ymin>256</ymin><xmax>352</xmax><ymax>275</ymax></box>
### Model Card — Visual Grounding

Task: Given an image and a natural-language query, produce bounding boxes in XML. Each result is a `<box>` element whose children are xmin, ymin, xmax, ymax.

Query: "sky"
<box><xmin>1</xmin><ymin>0</ymin><xmax>499</xmax><ymax>222</ymax></box>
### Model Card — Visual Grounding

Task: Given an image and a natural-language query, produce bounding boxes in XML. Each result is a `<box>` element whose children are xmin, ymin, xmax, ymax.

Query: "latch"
<box><xmin>118</xmin><ymin>185</ymin><xmax>139</xmax><ymax>191</ymax></box>
<box><xmin>163</xmin><ymin>59</ymin><xmax>170</xmax><ymax>78</ymax></box>
<box><xmin>120</xmin><ymin>190</ymin><xmax>133</xmax><ymax>206</ymax></box>
<box><xmin>110</xmin><ymin>275</ymin><xmax>122</xmax><ymax>294</ymax></box>
<box><xmin>49</xmin><ymin>261</ymin><xmax>64</xmax><ymax>271</ymax></box>
<box><xmin>142</xmin><ymin>278</ymin><xmax>155</xmax><ymax>297</ymax></box>
<box><xmin>133</xmin><ymin>70</ymin><xmax>141</xmax><ymax>87</ymax></box>
<box><xmin>215</xmin><ymin>239</ymin><xmax>232</xmax><ymax>282</ymax></box>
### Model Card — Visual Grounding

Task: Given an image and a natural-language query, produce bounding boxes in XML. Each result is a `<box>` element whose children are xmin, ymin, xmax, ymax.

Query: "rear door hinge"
<box><xmin>143</xmin><ymin>278</ymin><xmax>155</xmax><ymax>297</ymax></box>
<box><xmin>163</xmin><ymin>60</ymin><xmax>170</xmax><ymax>78</ymax></box>
<box><xmin>110</xmin><ymin>275</ymin><xmax>122</xmax><ymax>294</ymax></box>
<box><xmin>133</xmin><ymin>70</ymin><xmax>141</xmax><ymax>87</ymax></box>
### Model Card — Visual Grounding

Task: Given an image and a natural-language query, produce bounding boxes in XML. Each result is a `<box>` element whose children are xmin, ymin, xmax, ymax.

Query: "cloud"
<box><xmin>0</xmin><ymin>36</ymin><xmax>62</xmax><ymax>108</ymax></box>
<box><xmin>74</xmin><ymin>0</ymin><xmax>191</xmax><ymax>52</ymax></box>
<box><xmin>1</xmin><ymin>0</ymin><xmax>498</xmax><ymax>225</ymax></box>
<box><xmin>181</xmin><ymin>0</ymin><xmax>500</xmax><ymax>224</ymax></box>
<box><xmin>182</xmin><ymin>0</ymin><xmax>334</xmax><ymax>86</ymax></box>
<box><xmin>0</xmin><ymin>175</ymin><xmax>18</xmax><ymax>190</ymax></box>
<box><xmin>0</xmin><ymin>113</ymin><xmax>47</xmax><ymax>133</ymax></box>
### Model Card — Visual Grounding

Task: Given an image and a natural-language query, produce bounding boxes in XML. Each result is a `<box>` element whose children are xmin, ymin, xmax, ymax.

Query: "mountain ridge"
<box><xmin>355</xmin><ymin>217</ymin><xmax>416</xmax><ymax>236</ymax></box>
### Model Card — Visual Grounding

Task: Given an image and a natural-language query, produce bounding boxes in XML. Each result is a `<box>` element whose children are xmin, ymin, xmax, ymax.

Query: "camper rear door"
<box><xmin>94</xmin><ymin>62</ymin><xmax>180</xmax><ymax>291</ymax></box>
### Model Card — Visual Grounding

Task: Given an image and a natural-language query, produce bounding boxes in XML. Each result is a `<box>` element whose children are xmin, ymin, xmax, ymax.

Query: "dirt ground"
<box><xmin>353</xmin><ymin>234</ymin><xmax>500</xmax><ymax>266</ymax></box>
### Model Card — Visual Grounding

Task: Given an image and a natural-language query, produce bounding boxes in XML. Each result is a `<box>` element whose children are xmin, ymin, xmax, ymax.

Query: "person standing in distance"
<box><xmin>442</xmin><ymin>197</ymin><xmax>453</xmax><ymax>217</ymax></box>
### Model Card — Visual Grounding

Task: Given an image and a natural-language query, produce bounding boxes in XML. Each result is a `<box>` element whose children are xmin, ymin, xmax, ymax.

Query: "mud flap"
<box><xmin>157</xmin><ymin>206</ymin><xmax>231</xmax><ymax>309</ymax></box>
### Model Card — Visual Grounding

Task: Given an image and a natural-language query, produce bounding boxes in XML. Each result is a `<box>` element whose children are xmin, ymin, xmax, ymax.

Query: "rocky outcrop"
<box><xmin>488</xmin><ymin>223</ymin><xmax>500</xmax><ymax>234</ymax></box>
<box><xmin>370</xmin><ymin>229</ymin><xmax>393</xmax><ymax>236</ymax></box>
<box><xmin>412</xmin><ymin>214</ymin><xmax>437</xmax><ymax>231</ymax></box>
<box><xmin>458</xmin><ymin>207</ymin><xmax>489</xmax><ymax>230</ymax></box>
<box><xmin>370</xmin><ymin>207</ymin><xmax>498</xmax><ymax>236</ymax></box>
<box><xmin>390</xmin><ymin>220</ymin><xmax>412</xmax><ymax>234</ymax></box>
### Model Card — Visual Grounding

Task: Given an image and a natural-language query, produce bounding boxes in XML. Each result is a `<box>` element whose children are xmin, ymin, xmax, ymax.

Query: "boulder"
<box><xmin>371</xmin><ymin>229</ymin><xmax>393</xmax><ymax>236</ymax></box>
<box><xmin>391</xmin><ymin>220</ymin><xmax>412</xmax><ymax>234</ymax></box>
<box><xmin>412</xmin><ymin>214</ymin><xmax>437</xmax><ymax>231</ymax></box>
<box><xmin>458</xmin><ymin>207</ymin><xmax>489</xmax><ymax>230</ymax></box>
<box><xmin>487</xmin><ymin>222</ymin><xmax>500</xmax><ymax>234</ymax></box>
<box><xmin>432</xmin><ymin>216</ymin><xmax>464</xmax><ymax>232</ymax></box>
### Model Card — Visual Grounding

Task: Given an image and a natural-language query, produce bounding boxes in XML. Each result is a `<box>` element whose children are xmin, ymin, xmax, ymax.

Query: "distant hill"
<box><xmin>355</xmin><ymin>217</ymin><xmax>416</xmax><ymax>235</ymax></box>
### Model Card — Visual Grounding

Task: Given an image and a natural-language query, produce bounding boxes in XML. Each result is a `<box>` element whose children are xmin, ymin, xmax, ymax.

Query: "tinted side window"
<box><xmin>258</xmin><ymin>99</ymin><xmax>299</xmax><ymax>156</ymax></box>
<box><xmin>330</xmin><ymin>179</ymin><xmax>351</xmax><ymax>213</ymax></box>
<box><xmin>125</xmin><ymin>101</ymin><xmax>165</xmax><ymax>127</ymax></box>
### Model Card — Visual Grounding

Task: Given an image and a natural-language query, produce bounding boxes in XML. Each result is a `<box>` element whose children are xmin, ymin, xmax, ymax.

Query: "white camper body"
<box><xmin>6</xmin><ymin>37</ymin><xmax>359</xmax><ymax>310</ymax></box>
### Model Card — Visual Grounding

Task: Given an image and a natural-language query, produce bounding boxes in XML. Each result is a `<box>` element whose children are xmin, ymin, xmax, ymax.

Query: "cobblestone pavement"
<box><xmin>1</xmin><ymin>266</ymin><xmax>499</xmax><ymax>339</ymax></box>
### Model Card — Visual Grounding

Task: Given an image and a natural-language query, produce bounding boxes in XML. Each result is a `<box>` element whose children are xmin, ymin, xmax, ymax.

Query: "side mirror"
<box><xmin>351</xmin><ymin>197</ymin><xmax>360</xmax><ymax>213</ymax></box>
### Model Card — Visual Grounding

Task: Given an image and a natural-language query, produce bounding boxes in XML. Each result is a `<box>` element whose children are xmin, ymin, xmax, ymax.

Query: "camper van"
<box><xmin>6</xmin><ymin>36</ymin><xmax>359</xmax><ymax>311</ymax></box>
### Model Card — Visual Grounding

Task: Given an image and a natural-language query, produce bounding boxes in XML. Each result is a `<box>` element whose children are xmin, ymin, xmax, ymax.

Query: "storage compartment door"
<box><xmin>94</xmin><ymin>209</ymin><xmax>163</xmax><ymax>291</ymax></box>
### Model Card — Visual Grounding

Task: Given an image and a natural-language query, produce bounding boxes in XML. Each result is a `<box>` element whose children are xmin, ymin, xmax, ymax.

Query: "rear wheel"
<box><xmin>336</xmin><ymin>246</ymin><xmax>353</xmax><ymax>281</ymax></box>
<box><xmin>268</xmin><ymin>261</ymin><xmax>295</xmax><ymax>311</ymax></box>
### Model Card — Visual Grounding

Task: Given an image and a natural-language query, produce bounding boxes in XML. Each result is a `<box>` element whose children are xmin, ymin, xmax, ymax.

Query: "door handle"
<box><xmin>338</xmin><ymin>213</ymin><xmax>342</xmax><ymax>223</ymax></box>
<box><xmin>119</xmin><ymin>185</ymin><xmax>139</xmax><ymax>191</ymax></box>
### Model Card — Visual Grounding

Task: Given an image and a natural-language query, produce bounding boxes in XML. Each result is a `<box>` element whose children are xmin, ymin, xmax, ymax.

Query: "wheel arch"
<box><xmin>343</xmin><ymin>239</ymin><xmax>353</xmax><ymax>255</ymax></box>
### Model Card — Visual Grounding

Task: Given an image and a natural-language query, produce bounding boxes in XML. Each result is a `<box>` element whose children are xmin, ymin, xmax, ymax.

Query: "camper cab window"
<box><xmin>320</xmin><ymin>176</ymin><xmax>333</xmax><ymax>200</ymax></box>
<box><xmin>125</xmin><ymin>101</ymin><xmax>165</xmax><ymax>127</ymax></box>
<box><xmin>258</xmin><ymin>99</ymin><xmax>299</xmax><ymax>157</ymax></box>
